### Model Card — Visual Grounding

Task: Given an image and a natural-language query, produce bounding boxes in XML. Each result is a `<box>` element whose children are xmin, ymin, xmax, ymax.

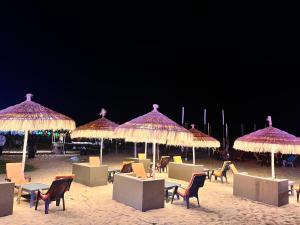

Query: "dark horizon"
<box><xmin>1</xmin><ymin>2</ymin><xmax>299</xmax><ymax>142</ymax></box>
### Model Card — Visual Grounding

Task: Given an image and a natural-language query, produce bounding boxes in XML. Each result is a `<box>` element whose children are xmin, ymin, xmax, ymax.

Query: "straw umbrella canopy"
<box><xmin>189</xmin><ymin>124</ymin><xmax>220</xmax><ymax>164</ymax></box>
<box><xmin>115</xmin><ymin>104</ymin><xmax>193</xmax><ymax>177</ymax></box>
<box><xmin>70</xmin><ymin>108</ymin><xmax>118</xmax><ymax>163</ymax></box>
<box><xmin>233</xmin><ymin>116</ymin><xmax>300</xmax><ymax>179</ymax></box>
<box><xmin>0</xmin><ymin>94</ymin><xmax>75</xmax><ymax>170</ymax></box>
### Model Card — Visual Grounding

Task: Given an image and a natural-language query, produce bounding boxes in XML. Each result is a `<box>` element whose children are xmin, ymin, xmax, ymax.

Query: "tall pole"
<box><xmin>192</xmin><ymin>146</ymin><xmax>195</xmax><ymax>165</ymax></box>
<box><xmin>182</xmin><ymin>107</ymin><xmax>187</xmax><ymax>161</ymax></box>
<box><xmin>134</xmin><ymin>143</ymin><xmax>137</xmax><ymax>158</ymax></box>
<box><xmin>144</xmin><ymin>142</ymin><xmax>147</xmax><ymax>158</ymax></box>
<box><xmin>222</xmin><ymin>110</ymin><xmax>225</xmax><ymax>148</ymax></box>
<box><xmin>115</xmin><ymin>139</ymin><xmax>118</xmax><ymax>154</ymax></box>
<box><xmin>22</xmin><ymin>130</ymin><xmax>29</xmax><ymax>171</ymax></box>
<box><xmin>225</xmin><ymin>123</ymin><xmax>229</xmax><ymax>150</ymax></box>
<box><xmin>100</xmin><ymin>138</ymin><xmax>103</xmax><ymax>164</ymax></box>
<box><xmin>152</xmin><ymin>142</ymin><xmax>156</xmax><ymax>178</ymax></box>
<box><xmin>271</xmin><ymin>149</ymin><xmax>275</xmax><ymax>179</ymax></box>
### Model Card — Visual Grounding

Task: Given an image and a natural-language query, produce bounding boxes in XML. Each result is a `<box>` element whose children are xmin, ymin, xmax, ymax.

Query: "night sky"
<box><xmin>0</xmin><ymin>2</ymin><xmax>299</xmax><ymax>142</ymax></box>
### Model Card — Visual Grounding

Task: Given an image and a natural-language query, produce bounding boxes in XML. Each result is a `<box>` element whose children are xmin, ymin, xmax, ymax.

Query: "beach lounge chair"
<box><xmin>35</xmin><ymin>177</ymin><xmax>73</xmax><ymax>214</ymax></box>
<box><xmin>89</xmin><ymin>156</ymin><xmax>100</xmax><ymax>166</ymax></box>
<box><xmin>138</xmin><ymin>153</ymin><xmax>146</xmax><ymax>159</ymax></box>
<box><xmin>5</xmin><ymin>163</ymin><xmax>31</xmax><ymax>185</ymax></box>
<box><xmin>171</xmin><ymin>173</ymin><xmax>206</xmax><ymax>208</ymax></box>
<box><xmin>156</xmin><ymin>156</ymin><xmax>170</xmax><ymax>172</ymax></box>
<box><xmin>283</xmin><ymin>155</ymin><xmax>297</xmax><ymax>167</ymax></box>
<box><xmin>132</xmin><ymin>163</ymin><xmax>151</xmax><ymax>179</ymax></box>
<box><xmin>173</xmin><ymin>156</ymin><xmax>183</xmax><ymax>163</ymax></box>
<box><xmin>210</xmin><ymin>161</ymin><xmax>231</xmax><ymax>183</ymax></box>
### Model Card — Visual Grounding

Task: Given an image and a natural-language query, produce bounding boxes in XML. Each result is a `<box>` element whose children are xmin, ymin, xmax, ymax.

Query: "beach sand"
<box><xmin>1</xmin><ymin>153</ymin><xmax>300</xmax><ymax>225</ymax></box>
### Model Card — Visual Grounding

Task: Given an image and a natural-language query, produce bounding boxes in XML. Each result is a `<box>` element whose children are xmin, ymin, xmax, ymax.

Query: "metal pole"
<box><xmin>100</xmin><ymin>138</ymin><xmax>103</xmax><ymax>164</ymax></box>
<box><xmin>144</xmin><ymin>142</ymin><xmax>147</xmax><ymax>158</ymax></box>
<box><xmin>134</xmin><ymin>143</ymin><xmax>137</xmax><ymax>158</ymax></box>
<box><xmin>22</xmin><ymin>130</ymin><xmax>29</xmax><ymax>171</ymax></box>
<box><xmin>152</xmin><ymin>142</ymin><xmax>156</xmax><ymax>178</ymax></box>
<box><xmin>271</xmin><ymin>149</ymin><xmax>275</xmax><ymax>179</ymax></box>
<box><xmin>192</xmin><ymin>146</ymin><xmax>195</xmax><ymax>165</ymax></box>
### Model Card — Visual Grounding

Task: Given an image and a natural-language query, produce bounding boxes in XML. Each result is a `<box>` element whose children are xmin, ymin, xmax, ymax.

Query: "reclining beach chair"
<box><xmin>173</xmin><ymin>156</ymin><xmax>183</xmax><ymax>163</ymax></box>
<box><xmin>132</xmin><ymin>163</ymin><xmax>152</xmax><ymax>179</ymax></box>
<box><xmin>156</xmin><ymin>156</ymin><xmax>170</xmax><ymax>172</ymax></box>
<box><xmin>138</xmin><ymin>153</ymin><xmax>146</xmax><ymax>159</ymax></box>
<box><xmin>171</xmin><ymin>173</ymin><xmax>206</xmax><ymax>209</ymax></box>
<box><xmin>210</xmin><ymin>161</ymin><xmax>231</xmax><ymax>183</ymax></box>
<box><xmin>35</xmin><ymin>177</ymin><xmax>73</xmax><ymax>214</ymax></box>
<box><xmin>5</xmin><ymin>163</ymin><xmax>31</xmax><ymax>185</ymax></box>
<box><xmin>89</xmin><ymin>156</ymin><xmax>100</xmax><ymax>166</ymax></box>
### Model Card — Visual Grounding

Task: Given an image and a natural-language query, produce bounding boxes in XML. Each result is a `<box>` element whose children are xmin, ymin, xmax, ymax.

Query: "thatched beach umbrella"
<box><xmin>115</xmin><ymin>104</ymin><xmax>193</xmax><ymax>177</ymax></box>
<box><xmin>70</xmin><ymin>108</ymin><xmax>118</xmax><ymax>163</ymax></box>
<box><xmin>0</xmin><ymin>94</ymin><xmax>75</xmax><ymax>170</ymax></box>
<box><xmin>189</xmin><ymin>124</ymin><xmax>220</xmax><ymax>164</ymax></box>
<box><xmin>233</xmin><ymin>116</ymin><xmax>300</xmax><ymax>179</ymax></box>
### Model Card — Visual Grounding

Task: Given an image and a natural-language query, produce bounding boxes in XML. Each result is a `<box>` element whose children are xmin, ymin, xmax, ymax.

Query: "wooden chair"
<box><xmin>210</xmin><ymin>161</ymin><xmax>231</xmax><ymax>183</ymax></box>
<box><xmin>5</xmin><ymin>163</ymin><xmax>31</xmax><ymax>185</ymax></box>
<box><xmin>132</xmin><ymin>163</ymin><xmax>151</xmax><ymax>178</ymax></box>
<box><xmin>171</xmin><ymin>173</ymin><xmax>206</xmax><ymax>208</ymax></box>
<box><xmin>156</xmin><ymin>156</ymin><xmax>170</xmax><ymax>172</ymax></box>
<box><xmin>173</xmin><ymin>156</ymin><xmax>183</xmax><ymax>163</ymax></box>
<box><xmin>89</xmin><ymin>156</ymin><xmax>100</xmax><ymax>166</ymax></box>
<box><xmin>35</xmin><ymin>178</ymin><xmax>73</xmax><ymax>214</ymax></box>
<box><xmin>138</xmin><ymin>153</ymin><xmax>146</xmax><ymax>159</ymax></box>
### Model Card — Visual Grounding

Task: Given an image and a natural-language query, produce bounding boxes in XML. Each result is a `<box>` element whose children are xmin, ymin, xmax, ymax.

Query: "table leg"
<box><xmin>17</xmin><ymin>187</ymin><xmax>22</xmax><ymax>204</ymax></box>
<box><xmin>30</xmin><ymin>191</ymin><xmax>35</xmax><ymax>208</ymax></box>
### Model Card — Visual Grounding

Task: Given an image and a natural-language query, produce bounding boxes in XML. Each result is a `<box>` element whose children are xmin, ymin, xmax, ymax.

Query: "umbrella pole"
<box><xmin>22</xmin><ymin>130</ymin><xmax>29</xmax><ymax>171</ymax></box>
<box><xmin>193</xmin><ymin>146</ymin><xmax>195</xmax><ymax>165</ymax></box>
<box><xmin>152</xmin><ymin>142</ymin><xmax>156</xmax><ymax>178</ymax></box>
<box><xmin>271</xmin><ymin>149</ymin><xmax>275</xmax><ymax>179</ymax></box>
<box><xmin>145</xmin><ymin>142</ymin><xmax>147</xmax><ymax>158</ymax></box>
<box><xmin>100</xmin><ymin>138</ymin><xmax>103</xmax><ymax>164</ymax></box>
<box><xmin>134</xmin><ymin>143</ymin><xmax>137</xmax><ymax>158</ymax></box>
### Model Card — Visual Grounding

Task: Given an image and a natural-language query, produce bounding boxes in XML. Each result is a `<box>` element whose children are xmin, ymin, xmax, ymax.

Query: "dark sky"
<box><xmin>0</xmin><ymin>2</ymin><xmax>299</xmax><ymax>141</ymax></box>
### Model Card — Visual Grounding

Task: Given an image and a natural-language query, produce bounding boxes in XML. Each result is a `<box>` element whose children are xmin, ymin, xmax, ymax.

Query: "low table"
<box><xmin>164</xmin><ymin>181</ymin><xmax>181</xmax><ymax>202</ymax></box>
<box><xmin>108</xmin><ymin>168</ymin><xmax>120</xmax><ymax>183</ymax></box>
<box><xmin>17</xmin><ymin>183</ymin><xmax>50</xmax><ymax>208</ymax></box>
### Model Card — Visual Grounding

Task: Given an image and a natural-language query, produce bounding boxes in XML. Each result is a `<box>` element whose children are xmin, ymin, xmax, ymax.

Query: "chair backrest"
<box><xmin>89</xmin><ymin>156</ymin><xmax>100</xmax><ymax>166</ymax></box>
<box><xmin>54</xmin><ymin>175</ymin><xmax>75</xmax><ymax>191</ymax></box>
<box><xmin>160</xmin><ymin>156</ymin><xmax>170</xmax><ymax>167</ymax></box>
<box><xmin>132</xmin><ymin>163</ymin><xmax>147</xmax><ymax>178</ymax></box>
<box><xmin>186</xmin><ymin>173</ymin><xmax>206</xmax><ymax>197</ymax></box>
<box><xmin>47</xmin><ymin>178</ymin><xmax>73</xmax><ymax>201</ymax></box>
<box><xmin>6</xmin><ymin>163</ymin><xmax>26</xmax><ymax>183</ymax></box>
<box><xmin>229</xmin><ymin>163</ymin><xmax>238</xmax><ymax>174</ymax></box>
<box><xmin>120</xmin><ymin>162</ymin><xmax>133</xmax><ymax>173</ymax></box>
<box><xmin>138</xmin><ymin>153</ymin><xmax>146</xmax><ymax>159</ymax></box>
<box><xmin>173</xmin><ymin>156</ymin><xmax>183</xmax><ymax>163</ymax></box>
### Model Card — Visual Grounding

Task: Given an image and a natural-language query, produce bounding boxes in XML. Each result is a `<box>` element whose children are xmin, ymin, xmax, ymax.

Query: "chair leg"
<box><xmin>186</xmin><ymin>197</ymin><xmax>190</xmax><ymax>209</ymax></box>
<box><xmin>171</xmin><ymin>186</ymin><xmax>178</xmax><ymax>204</ymax></box>
<box><xmin>35</xmin><ymin>197</ymin><xmax>39</xmax><ymax>210</ymax></box>
<box><xmin>56</xmin><ymin>199</ymin><xmax>61</xmax><ymax>206</ymax></box>
<box><xmin>197</xmin><ymin>195</ymin><xmax>200</xmax><ymax>207</ymax></box>
<box><xmin>225</xmin><ymin>175</ymin><xmax>228</xmax><ymax>183</ymax></box>
<box><xmin>297</xmin><ymin>191</ymin><xmax>299</xmax><ymax>203</ymax></box>
<box><xmin>45</xmin><ymin>199</ymin><xmax>50</xmax><ymax>214</ymax></box>
<box><xmin>62</xmin><ymin>196</ymin><xmax>65</xmax><ymax>211</ymax></box>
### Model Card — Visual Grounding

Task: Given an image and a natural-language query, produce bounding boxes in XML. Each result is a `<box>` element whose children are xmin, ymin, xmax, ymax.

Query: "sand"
<box><xmin>1</xmin><ymin>153</ymin><xmax>300</xmax><ymax>225</ymax></box>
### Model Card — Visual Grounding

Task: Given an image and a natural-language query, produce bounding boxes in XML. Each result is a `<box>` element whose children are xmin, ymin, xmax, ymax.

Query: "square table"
<box><xmin>164</xmin><ymin>181</ymin><xmax>181</xmax><ymax>202</ymax></box>
<box><xmin>17</xmin><ymin>183</ymin><xmax>50</xmax><ymax>208</ymax></box>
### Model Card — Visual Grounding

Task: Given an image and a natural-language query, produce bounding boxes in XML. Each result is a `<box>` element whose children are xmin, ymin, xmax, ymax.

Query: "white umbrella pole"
<box><xmin>144</xmin><ymin>142</ymin><xmax>147</xmax><ymax>158</ymax></box>
<box><xmin>100</xmin><ymin>138</ymin><xmax>103</xmax><ymax>164</ymax></box>
<box><xmin>192</xmin><ymin>146</ymin><xmax>195</xmax><ymax>165</ymax></box>
<box><xmin>134</xmin><ymin>143</ymin><xmax>137</xmax><ymax>158</ymax></box>
<box><xmin>22</xmin><ymin>130</ymin><xmax>29</xmax><ymax>171</ymax></box>
<box><xmin>152</xmin><ymin>142</ymin><xmax>156</xmax><ymax>178</ymax></box>
<box><xmin>271</xmin><ymin>149</ymin><xmax>275</xmax><ymax>179</ymax></box>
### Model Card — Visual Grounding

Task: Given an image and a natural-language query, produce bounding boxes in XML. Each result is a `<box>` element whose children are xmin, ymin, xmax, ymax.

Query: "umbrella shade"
<box><xmin>71</xmin><ymin>117</ymin><xmax>118</xmax><ymax>139</ymax></box>
<box><xmin>0</xmin><ymin>94</ymin><xmax>75</xmax><ymax>131</ymax></box>
<box><xmin>233</xmin><ymin>126</ymin><xmax>300</xmax><ymax>155</ymax></box>
<box><xmin>115</xmin><ymin>104</ymin><xmax>193</xmax><ymax>146</ymax></box>
<box><xmin>189</xmin><ymin>124</ymin><xmax>220</xmax><ymax>148</ymax></box>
